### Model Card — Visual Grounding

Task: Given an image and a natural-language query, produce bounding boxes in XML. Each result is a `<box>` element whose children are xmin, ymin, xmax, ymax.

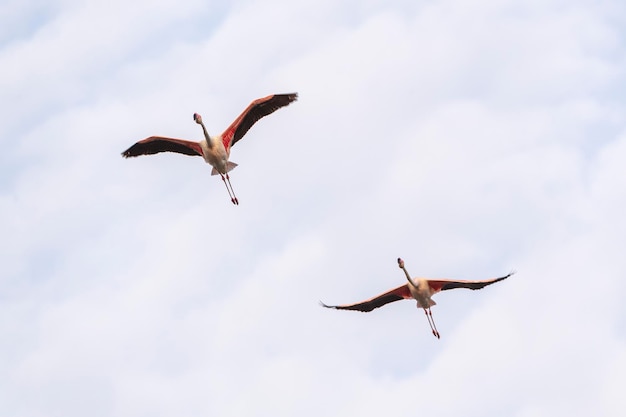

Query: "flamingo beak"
<box><xmin>397</xmin><ymin>258</ymin><xmax>404</xmax><ymax>268</ymax></box>
<box><xmin>193</xmin><ymin>113</ymin><xmax>201</xmax><ymax>123</ymax></box>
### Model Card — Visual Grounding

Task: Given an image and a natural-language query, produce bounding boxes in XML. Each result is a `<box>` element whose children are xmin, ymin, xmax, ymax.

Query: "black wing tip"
<box><xmin>504</xmin><ymin>270</ymin><xmax>516</xmax><ymax>279</ymax></box>
<box><xmin>121</xmin><ymin>144</ymin><xmax>142</xmax><ymax>158</ymax></box>
<box><xmin>276</xmin><ymin>92</ymin><xmax>298</xmax><ymax>102</ymax></box>
<box><xmin>319</xmin><ymin>300</ymin><xmax>376</xmax><ymax>312</ymax></box>
<box><xmin>484</xmin><ymin>270</ymin><xmax>515</xmax><ymax>286</ymax></box>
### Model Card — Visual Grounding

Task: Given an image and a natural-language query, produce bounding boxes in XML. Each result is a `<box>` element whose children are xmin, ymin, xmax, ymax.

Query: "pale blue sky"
<box><xmin>1</xmin><ymin>0</ymin><xmax>625</xmax><ymax>416</ymax></box>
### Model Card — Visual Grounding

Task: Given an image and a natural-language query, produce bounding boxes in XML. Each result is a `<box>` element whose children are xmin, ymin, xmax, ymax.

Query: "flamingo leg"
<box><xmin>220</xmin><ymin>174</ymin><xmax>238</xmax><ymax>205</ymax></box>
<box><xmin>225</xmin><ymin>173</ymin><xmax>239</xmax><ymax>205</ymax></box>
<box><xmin>428</xmin><ymin>308</ymin><xmax>441</xmax><ymax>339</ymax></box>
<box><xmin>423</xmin><ymin>308</ymin><xmax>441</xmax><ymax>339</ymax></box>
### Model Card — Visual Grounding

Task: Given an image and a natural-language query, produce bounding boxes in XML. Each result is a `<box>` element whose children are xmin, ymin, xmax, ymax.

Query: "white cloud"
<box><xmin>1</xmin><ymin>0</ymin><xmax>625</xmax><ymax>416</ymax></box>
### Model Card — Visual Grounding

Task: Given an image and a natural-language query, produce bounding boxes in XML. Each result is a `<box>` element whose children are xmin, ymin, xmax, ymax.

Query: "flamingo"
<box><xmin>321</xmin><ymin>258</ymin><xmax>513</xmax><ymax>339</ymax></box>
<box><xmin>122</xmin><ymin>93</ymin><xmax>298</xmax><ymax>204</ymax></box>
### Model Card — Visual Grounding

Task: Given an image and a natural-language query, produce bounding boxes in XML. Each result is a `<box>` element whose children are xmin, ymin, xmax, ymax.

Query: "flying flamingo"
<box><xmin>321</xmin><ymin>258</ymin><xmax>513</xmax><ymax>339</ymax></box>
<box><xmin>122</xmin><ymin>93</ymin><xmax>298</xmax><ymax>204</ymax></box>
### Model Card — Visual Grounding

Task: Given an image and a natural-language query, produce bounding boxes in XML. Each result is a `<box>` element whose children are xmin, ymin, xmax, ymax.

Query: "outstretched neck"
<box><xmin>398</xmin><ymin>258</ymin><xmax>418</xmax><ymax>288</ymax></box>
<box><xmin>402</xmin><ymin>267</ymin><xmax>418</xmax><ymax>288</ymax></box>
<box><xmin>199</xmin><ymin>123</ymin><xmax>214</xmax><ymax>148</ymax></box>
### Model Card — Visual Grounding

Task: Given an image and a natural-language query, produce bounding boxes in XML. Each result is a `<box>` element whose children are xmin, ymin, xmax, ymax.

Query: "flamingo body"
<box><xmin>122</xmin><ymin>93</ymin><xmax>298</xmax><ymax>204</ymax></box>
<box><xmin>321</xmin><ymin>258</ymin><xmax>513</xmax><ymax>338</ymax></box>
<box><xmin>198</xmin><ymin>135</ymin><xmax>232</xmax><ymax>175</ymax></box>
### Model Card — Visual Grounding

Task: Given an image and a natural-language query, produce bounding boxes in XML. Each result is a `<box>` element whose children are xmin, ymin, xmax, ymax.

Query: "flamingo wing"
<box><xmin>320</xmin><ymin>284</ymin><xmax>412</xmax><ymax>312</ymax></box>
<box><xmin>122</xmin><ymin>136</ymin><xmax>203</xmax><ymax>158</ymax></box>
<box><xmin>427</xmin><ymin>271</ymin><xmax>514</xmax><ymax>293</ymax></box>
<box><xmin>220</xmin><ymin>93</ymin><xmax>298</xmax><ymax>151</ymax></box>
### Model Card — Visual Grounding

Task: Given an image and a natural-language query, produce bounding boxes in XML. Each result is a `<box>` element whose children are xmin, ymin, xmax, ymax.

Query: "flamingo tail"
<box><xmin>211</xmin><ymin>161</ymin><xmax>238</xmax><ymax>176</ymax></box>
<box><xmin>418</xmin><ymin>299</ymin><xmax>437</xmax><ymax>308</ymax></box>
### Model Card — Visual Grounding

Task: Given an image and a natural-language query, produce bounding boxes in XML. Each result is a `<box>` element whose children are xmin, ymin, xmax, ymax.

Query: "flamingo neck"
<box><xmin>402</xmin><ymin>267</ymin><xmax>418</xmax><ymax>288</ymax></box>
<box><xmin>200</xmin><ymin>123</ymin><xmax>214</xmax><ymax>148</ymax></box>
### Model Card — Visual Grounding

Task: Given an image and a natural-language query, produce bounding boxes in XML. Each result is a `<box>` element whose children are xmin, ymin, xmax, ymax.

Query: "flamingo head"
<box><xmin>397</xmin><ymin>258</ymin><xmax>404</xmax><ymax>268</ymax></box>
<box><xmin>193</xmin><ymin>113</ymin><xmax>203</xmax><ymax>124</ymax></box>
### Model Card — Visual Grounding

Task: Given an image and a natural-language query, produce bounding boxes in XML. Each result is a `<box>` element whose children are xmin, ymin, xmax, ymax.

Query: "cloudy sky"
<box><xmin>1</xmin><ymin>0</ymin><xmax>625</xmax><ymax>415</ymax></box>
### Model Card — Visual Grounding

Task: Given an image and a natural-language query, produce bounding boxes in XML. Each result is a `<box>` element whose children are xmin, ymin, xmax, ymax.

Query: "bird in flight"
<box><xmin>122</xmin><ymin>93</ymin><xmax>298</xmax><ymax>205</ymax></box>
<box><xmin>321</xmin><ymin>258</ymin><xmax>513</xmax><ymax>338</ymax></box>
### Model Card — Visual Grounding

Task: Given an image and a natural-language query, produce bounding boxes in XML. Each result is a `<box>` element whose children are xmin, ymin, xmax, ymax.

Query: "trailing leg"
<box><xmin>220</xmin><ymin>174</ymin><xmax>237</xmax><ymax>205</ymax></box>
<box><xmin>225</xmin><ymin>173</ymin><xmax>239</xmax><ymax>205</ymax></box>
<box><xmin>427</xmin><ymin>308</ymin><xmax>441</xmax><ymax>339</ymax></box>
<box><xmin>423</xmin><ymin>308</ymin><xmax>440</xmax><ymax>339</ymax></box>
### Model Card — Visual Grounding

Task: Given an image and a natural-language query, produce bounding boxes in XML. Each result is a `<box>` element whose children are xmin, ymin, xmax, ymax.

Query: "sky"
<box><xmin>1</xmin><ymin>0</ymin><xmax>625</xmax><ymax>416</ymax></box>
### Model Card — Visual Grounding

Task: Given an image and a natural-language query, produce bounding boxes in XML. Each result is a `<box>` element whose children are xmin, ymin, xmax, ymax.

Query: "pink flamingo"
<box><xmin>122</xmin><ymin>93</ymin><xmax>298</xmax><ymax>204</ymax></box>
<box><xmin>321</xmin><ymin>258</ymin><xmax>513</xmax><ymax>338</ymax></box>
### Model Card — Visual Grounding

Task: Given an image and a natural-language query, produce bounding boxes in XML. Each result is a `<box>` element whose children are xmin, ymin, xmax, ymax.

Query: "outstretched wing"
<box><xmin>320</xmin><ymin>284</ymin><xmax>412</xmax><ymax>313</ymax></box>
<box><xmin>427</xmin><ymin>271</ymin><xmax>514</xmax><ymax>293</ymax></box>
<box><xmin>220</xmin><ymin>93</ymin><xmax>298</xmax><ymax>151</ymax></box>
<box><xmin>122</xmin><ymin>136</ymin><xmax>203</xmax><ymax>158</ymax></box>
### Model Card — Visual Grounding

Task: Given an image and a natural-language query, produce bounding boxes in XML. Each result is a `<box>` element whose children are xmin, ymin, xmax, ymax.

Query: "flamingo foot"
<box><xmin>232</xmin><ymin>197</ymin><xmax>239</xmax><ymax>205</ymax></box>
